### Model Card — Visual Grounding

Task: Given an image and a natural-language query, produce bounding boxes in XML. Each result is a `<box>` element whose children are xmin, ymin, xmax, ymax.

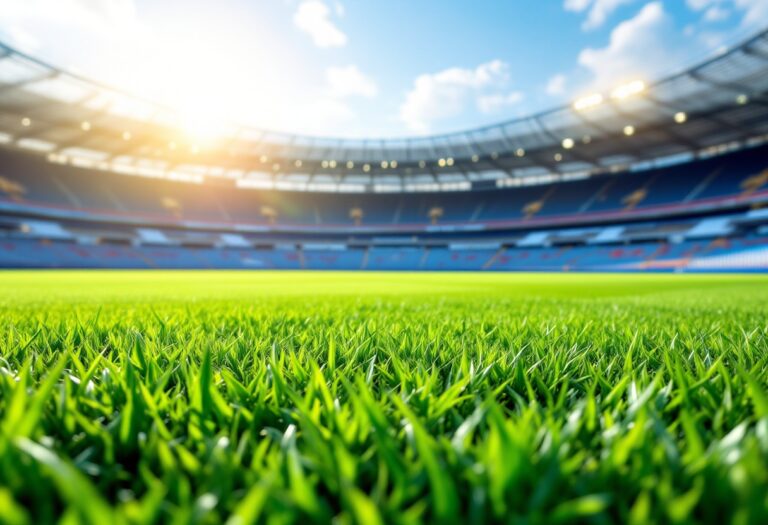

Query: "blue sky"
<box><xmin>0</xmin><ymin>0</ymin><xmax>765</xmax><ymax>138</ymax></box>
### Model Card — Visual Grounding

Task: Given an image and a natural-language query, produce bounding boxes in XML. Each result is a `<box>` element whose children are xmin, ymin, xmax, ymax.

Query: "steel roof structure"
<box><xmin>0</xmin><ymin>28</ymin><xmax>767</xmax><ymax>192</ymax></box>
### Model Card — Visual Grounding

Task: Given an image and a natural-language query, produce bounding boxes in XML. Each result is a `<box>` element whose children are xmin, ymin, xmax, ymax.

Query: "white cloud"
<box><xmin>0</xmin><ymin>0</ymin><xmax>136</xmax><ymax>27</ymax></box>
<box><xmin>687</xmin><ymin>0</ymin><xmax>715</xmax><ymax>9</ymax></box>
<box><xmin>687</xmin><ymin>0</ymin><xmax>768</xmax><ymax>27</ymax></box>
<box><xmin>293</xmin><ymin>0</ymin><xmax>347</xmax><ymax>48</ymax></box>
<box><xmin>288</xmin><ymin>97</ymin><xmax>356</xmax><ymax>132</ymax></box>
<box><xmin>735</xmin><ymin>0</ymin><xmax>768</xmax><ymax>26</ymax></box>
<box><xmin>0</xmin><ymin>0</ymin><xmax>138</xmax><ymax>49</ymax></box>
<box><xmin>704</xmin><ymin>5</ymin><xmax>731</xmax><ymax>20</ymax></box>
<box><xmin>3</xmin><ymin>25</ymin><xmax>41</xmax><ymax>52</ymax></box>
<box><xmin>546</xmin><ymin>74</ymin><xmax>568</xmax><ymax>96</ymax></box>
<box><xmin>565</xmin><ymin>0</ymin><xmax>593</xmax><ymax>10</ymax></box>
<box><xmin>325</xmin><ymin>65</ymin><xmax>377</xmax><ymax>98</ymax></box>
<box><xmin>578</xmin><ymin>2</ymin><xmax>670</xmax><ymax>89</ymax></box>
<box><xmin>72</xmin><ymin>0</ymin><xmax>135</xmax><ymax>22</ymax></box>
<box><xmin>399</xmin><ymin>60</ymin><xmax>510</xmax><ymax>133</ymax></box>
<box><xmin>564</xmin><ymin>0</ymin><xmax>636</xmax><ymax>30</ymax></box>
<box><xmin>477</xmin><ymin>91</ymin><xmax>524</xmax><ymax>113</ymax></box>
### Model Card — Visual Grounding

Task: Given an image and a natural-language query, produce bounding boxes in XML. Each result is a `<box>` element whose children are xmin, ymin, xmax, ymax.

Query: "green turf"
<box><xmin>1</xmin><ymin>271</ymin><xmax>767</xmax><ymax>524</ymax></box>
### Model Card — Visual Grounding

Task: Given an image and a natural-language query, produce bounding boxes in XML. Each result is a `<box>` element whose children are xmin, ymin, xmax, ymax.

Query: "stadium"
<box><xmin>0</xmin><ymin>29</ymin><xmax>767</xmax><ymax>271</ymax></box>
<box><xmin>1</xmin><ymin>2</ymin><xmax>767</xmax><ymax>524</ymax></box>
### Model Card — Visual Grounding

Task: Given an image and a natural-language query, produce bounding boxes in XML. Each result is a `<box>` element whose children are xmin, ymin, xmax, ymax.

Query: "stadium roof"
<box><xmin>0</xmin><ymin>27</ymin><xmax>767</xmax><ymax>193</ymax></box>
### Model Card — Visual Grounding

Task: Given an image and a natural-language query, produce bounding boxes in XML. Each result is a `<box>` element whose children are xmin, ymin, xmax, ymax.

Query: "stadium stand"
<box><xmin>1</xmin><ymin>144</ymin><xmax>766</xmax><ymax>228</ymax></box>
<box><xmin>0</xmin><ymin>29</ymin><xmax>767</xmax><ymax>271</ymax></box>
<box><xmin>2</xmin><ymin>235</ymin><xmax>767</xmax><ymax>271</ymax></box>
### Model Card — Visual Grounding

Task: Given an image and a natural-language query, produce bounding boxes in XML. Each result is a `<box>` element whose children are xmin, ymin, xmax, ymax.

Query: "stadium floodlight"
<box><xmin>260</xmin><ymin>155</ymin><xmax>268</xmax><ymax>163</ymax></box>
<box><xmin>447</xmin><ymin>157</ymin><xmax>455</xmax><ymax>166</ymax></box>
<box><xmin>122</xmin><ymin>131</ymin><xmax>132</xmax><ymax>141</ymax></box>
<box><xmin>321</xmin><ymin>160</ymin><xmax>329</xmax><ymax>168</ymax></box>
<box><xmin>391</xmin><ymin>160</ymin><xmax>398</xmax><ymax>169</ymax></box>
<box><xmin>471</xmin><ymin>154</ymin><xmax>479</xmax><ymax>163</ymax></box>
<box><xmin>736</xmin><ymin>94</ymin><xmax>749</xmax><ymax>105</ymax></box>
<box><xmin>515</xmin><ymin>148</ymin><xmax>525</xmax><ymax>157</ymax></box>
<box><xmin>329</xmin><ymin>160</ymin><xmax>337</xmax><ymax>168</ymax></box>
<box><xmin>346</xmin><ymin>161</ymin><xmax>354</xmax><ymax>169</ymax></box>
<box><xmin>190</xmin><ymin>145</ymin><xmax>199</xmax><ymax>155</ymax></box>
<box><xmin>81</xmin><ymin>121</ymin><xmax>91</xmax><ymax>131</ymax></box>
<box><xmin>491</xmin><ymin>152</ymin><xmax>499</xmax><ymax>160</ymax></box>
<box><xmin>611</xmin><ymin>80</ymin><xmax>645</xmax><ymax>100</ymax></box>
<box><xmin>419</xmin><ymin>160</ymin><xmax>426</xmax><ymax>169</ymax></box>
<box><xmin>272</xmin><ymin>163</ymin><xmax>280</xmax><ymax>171</ymax></box>
<box><xmin>623</xmin><ymin>125</ymin><xmax>636</xmax><ymax>136</ymax></box>
<box><xmin>582</xmin><ymin>135</ymin><xmax>592</xmax><ymax>144</ymax></box>
<box><xmin>573</xmin><ymin>93</ymin><xmax>603</xmax><ymax>111</ymax></box>
<box><xmin>295</xmin><ymin>160</ymin><xmax>302</xmax><ymax>167</ymax></box>
<box><xmin>438</xmin><ymin>158</ymin><xmax>446</xmax><ymax>167</ymax></box>
<box><xmin>21</xmin><ymin>117</ymin><xmax>31</xmax><ymax>127</ymax></box>
<box><xmin>562</xmin><ymin>138</ymin><xmax>575</xmax><ymax>149</ymax></box>
<box><xmin>381</xmin><ymin>161</ymin><xmax>389</xmax><ymax>169</ymax></box>
<box><xmin>554</xmin><ymin>153</ymin><xmax>563</xmax><ymax>162</ymax></box>
<box><xmin>363</xmin><ymin>163</ymin><xmax>371</xmax><ymax>172</ymax></box>
<box><xmin>168</xmin><ymin>141</ymin><xmax>177</xmax><ymax>150</ymax></box>
<box><xmin>674</xmin><ymin>112</ymin><xmax>687</xmax><ymax>124</ymax></box>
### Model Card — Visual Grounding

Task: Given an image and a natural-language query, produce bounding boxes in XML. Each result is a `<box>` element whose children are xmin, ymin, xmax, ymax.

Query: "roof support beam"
<box><xmin>743</xmin><ymin>45</ymin><xmax>768</xmax><ymax>62</ymax></box>
<box><xmin>532</xmin><ymin>115</ymin><xmax>599</xmax><ymax>168</ymax></box>
<box><xmin>688</xmin><ymin>71</ymin><xmax>768</xmax><ymax>107</ymax></box>
<box><xmin>644</xmin><ymin>93</ymin><xmax>754</xmax><ymax>144</ymax></box>
<box><xmin>607</xmin><ymin>100</ymin><xmax>701</xmax><ymax>152</ymax></box>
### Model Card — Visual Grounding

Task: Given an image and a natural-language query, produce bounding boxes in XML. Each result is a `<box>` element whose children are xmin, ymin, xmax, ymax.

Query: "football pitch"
<box><xmin>0</xmin><ymin>271</ymin><xmax>767</xmax><ymax>524</ymax></box>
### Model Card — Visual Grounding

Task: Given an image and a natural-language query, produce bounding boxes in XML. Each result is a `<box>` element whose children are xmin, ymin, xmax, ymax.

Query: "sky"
<box><xmin>0</xmin><ymin>0</ymin><xmax>766</xmax><ymax>139</ymax></box>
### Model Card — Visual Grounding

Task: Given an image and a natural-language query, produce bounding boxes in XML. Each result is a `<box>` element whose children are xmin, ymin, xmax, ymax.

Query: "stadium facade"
<box><xmin>0</xmin><ymin>29</ymin><xmax>767</xmax><ymax>271</ymax></box>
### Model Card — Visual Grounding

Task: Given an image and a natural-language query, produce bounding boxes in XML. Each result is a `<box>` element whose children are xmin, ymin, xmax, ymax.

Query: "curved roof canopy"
<box><xmin>0</xmin><ymin>28</ymin><xmax>767</xmax><ymax>192</ymax></box>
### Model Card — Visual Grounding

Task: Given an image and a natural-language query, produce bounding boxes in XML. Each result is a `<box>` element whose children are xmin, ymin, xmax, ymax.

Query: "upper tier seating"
<box><xmin>1</xmin><ymin>145</ymin><xmax>766</xmax><ymax>228</ymax></box>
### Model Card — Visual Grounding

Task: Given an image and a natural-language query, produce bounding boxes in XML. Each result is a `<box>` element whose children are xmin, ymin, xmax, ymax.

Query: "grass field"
<box><xmin>1</xmin><ymin>271</ymin><xmax>767</xmax><ymax>524</ymax></box>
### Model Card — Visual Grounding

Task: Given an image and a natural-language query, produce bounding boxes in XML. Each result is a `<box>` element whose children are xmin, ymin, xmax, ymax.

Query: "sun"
<box><xmin>123</xmin><ymin>30</ymin><xmax>268</xmax><ymax>145</ymax></box>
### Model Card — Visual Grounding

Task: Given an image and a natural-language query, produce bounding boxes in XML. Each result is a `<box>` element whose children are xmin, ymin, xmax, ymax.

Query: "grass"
<box><xmin>0</xmin><ymin>271</ymin><xmax>767</xmax><ymax>525</ymax></box>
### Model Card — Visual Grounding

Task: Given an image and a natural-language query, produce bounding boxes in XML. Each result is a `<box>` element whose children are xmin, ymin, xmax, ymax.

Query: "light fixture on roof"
<box><xmin>81</xmin><ymin>121</ymin><xmax>91</xmax><ymax>131</ymax></box>
<box><xmin>515</xmin><ymin>148</ymin><xmax>525</xmax><ymax>157</ymax></box>
<box><xmin>573</xmin><ymin>93</ymin><xmax>603</xmax><ymax>111</ymax></box>
<box><xmin>623</xmin><ymin>125</ymin><xmax>636</xmax><ymax>136</ymax></box>
<box><xmin>611</xmin><ymin>80</ymin><xmax>646</xmax><ymax>100</ymax></box>
<box><xmin>736</xmin><ymin>94</ymin><xmax>749</xmax><ymax>105</ymax></box>
<box><xmin>554</xmin><ymin>153</ymin><xmax>563</xmax><ymax>162</ymax></box>
<box><xmin>329</xmin><ymin>160</ymin><xmax>337</xmax><ymax>168</ymax></box>
<box><xmin>446</xmin><ymin>157</ymin><xmax>454</xmax><ymax>166</ymax></box>
<box><xmin>674</xmin><ymin>112</ymin><xmax>687</xmax><ymax>124</ymax></box>
<box><xmin>260</xmin><ymin>155</ymin><xmax>268</xmax><ymax>163</ymax></box>
<box><xmin>363</xmin><ymin>163</ymin><xmax>371</xmax><ymax>172</ymax></box>
<box><xmin>272</xmin><ymin>163</ymin><xmax>280</xmax><ymax>171</ymax></box>
<box><xmin>321</xmin><ymin>160</ymin><xmax>329</xmax><ymax>168</ymax></box>
<box><xmin>438</xmin><ymin>158</ymin><xmax>446</xmax><ymax>167</ymax></box>
<box><xmin>390</xmin><ymin>160</ymin><xmax>398</xmax><ymax>169</ymax></box>
<box><xmin>381</xmin><ymin>160</ymin><xmax>389</xmax><ymax>169</ymax></box>
<box><xmin>471</xmin><ymin>154</ymin><xmax>479</xmax><ymax>163</ymax></box>
<box><xmin>21</xmin><ymin>117</ymin><xmax>31</xmax><ymax>127</ymax></box>
<box><xmin>562</xmin><ymin>138</ymin><xmax>575</xmax><ymax>149</ymax></box>
<box><xmin>295</xmin><ymin>160</ymin><xmax>303</xmax><ymax>167</ymax></box>
<box><xmin>419</xmin><ymin>160</ymin><xmax>426</xmax><ymax>168</ymax></box>
<box><xmin>122</xmin><ymin>131</ymin><xmax>132</xmax><ymax>141</ymax></box>
<box><xmin>346</xmin><ymin>161</ymin><xmax>354</xmax><ymax>169</ymax></box>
